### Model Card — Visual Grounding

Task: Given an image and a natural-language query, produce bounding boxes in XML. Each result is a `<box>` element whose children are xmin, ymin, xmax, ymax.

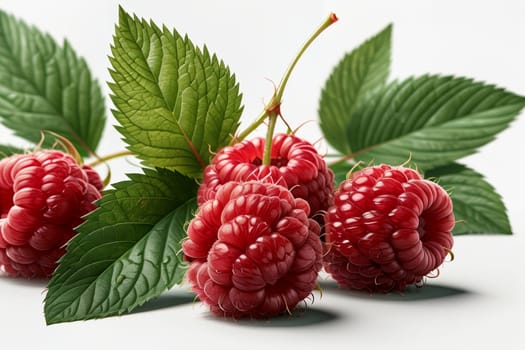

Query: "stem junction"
<box><xmin>234</xmin><ymin>13</ymin><xmax>338</xmax><ymax>166</ymax></box>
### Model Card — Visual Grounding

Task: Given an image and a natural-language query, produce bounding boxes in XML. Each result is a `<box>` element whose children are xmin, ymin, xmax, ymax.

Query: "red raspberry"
<box><xmin>323</xmin><ymin>164</ymin><xmax>454</xmax><ymax>293</ymax></box>
<box><xmin>183</xmin><ymin>181</ymin><xmax>323</xmax><ymax>318</ymax></box>
<box><xmin>198</xmin><ymin>133</ymin><xmax>334</xmax><ymax>225</ymax></box>
<box><xmin>0</xmin><ymin>150</ymin><xmax>103</xmax><ymax>278</ymax></box>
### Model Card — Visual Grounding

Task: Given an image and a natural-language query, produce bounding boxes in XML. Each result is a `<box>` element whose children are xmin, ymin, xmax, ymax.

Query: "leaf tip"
<box><xmin>44</xmin><ymin>315</ymin><xmax>57</xmax><ymax>326</ymax></box>
<box><xmin>117</xmin><ymin>5</ymin><xmax>131</xmax><ymax>25</ymax></box>
<box><xmin>43</xmin><ymin>301</ymin><xmax>60</xmax><ymax>326</ymax></box>
<box><xmin>117</xmin><ymin>4</ymin><xmax>127</xmax><ymax>16</ymax></box>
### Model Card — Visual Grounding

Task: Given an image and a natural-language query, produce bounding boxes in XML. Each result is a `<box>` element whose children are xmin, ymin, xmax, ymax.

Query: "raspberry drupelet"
<box><xmin>323</xmin><ymin>164</ymin><xmax>455</xmax><ymax>293</ymax></box>
<box><xmin>198</xmin><ymin>133</ymin><xmax>334</xmax><ymax>226</ymax></box>
<box><xmin>0</xmin><ymin>150</ymin><xmax>103</xmax><ymax>278</ymax></box>
<box><xmin>183</xmin><ymin>181</ymin><xmax>323</xmax><ymax>318</ymax></box>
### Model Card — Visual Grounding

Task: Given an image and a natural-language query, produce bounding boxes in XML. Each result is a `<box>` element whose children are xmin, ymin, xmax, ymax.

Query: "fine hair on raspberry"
<box><xmin>197</xmin><ymin>133</ymin><xmax>334</xmax><ymax>225</ymax></box>
<box><xmin>323</xmin><ymin>164</ymin><xmax>455</xmax><ymax>293</ymax></box>
<box><xmin>183</xmin><ymin>181</ymin><xmax>323</xmax><ymax>318</ymax></box>
<box><xmin>0</xmin><ymin>150</ymin><xmax>103</xmax><ymax>278</ymax></box>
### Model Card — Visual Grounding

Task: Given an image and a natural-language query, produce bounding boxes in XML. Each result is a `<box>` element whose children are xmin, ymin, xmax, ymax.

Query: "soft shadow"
<box><xmin>205</xmin><ymin>307</ymin><xmax>342</xmax><ymax>328</ymax></box>
<box><xmin>319</xmin><ymin>279</ymin><xmax>472</xmax><ymax>302</ymax></box>
<box><xmin>131</xmin><ymin>291</ymin><xmax>196</xmax><ymax>314</ymax></box>
<box><xmin>0</xmin><ymin>275</ymin><xmax>48</xmax><ymax>289</ymax></box>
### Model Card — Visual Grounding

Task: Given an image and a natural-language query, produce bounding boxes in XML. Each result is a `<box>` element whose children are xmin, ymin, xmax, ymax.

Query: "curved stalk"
<box><xmin>234</xmin><ymin>12</ymin><xmax>338</xmax><ymax>145</ymax></box>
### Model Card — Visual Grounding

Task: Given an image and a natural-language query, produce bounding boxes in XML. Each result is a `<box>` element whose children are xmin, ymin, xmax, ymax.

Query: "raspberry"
<box><xmin>183</xmin><ymin>181</ymin><xmax>323</xmax><ymax>318</ymax></box>
<box><xmin>0</xmin><ymin>150</ymin><xmax>103</xmax><ymax>278</ymax></box>
<box><xmin>323</xmin><ymin>164</ymin><xmax>454</xmax><ymax>293</ymax></box>
<box><xmin>198</xmin><ymin>133</ymin><xmax>334</xmax><ymax>225</ymax></box>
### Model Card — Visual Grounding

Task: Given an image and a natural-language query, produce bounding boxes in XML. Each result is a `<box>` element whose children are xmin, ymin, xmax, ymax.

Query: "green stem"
<box><xmin>234</xmin><ymin>109</ymin><xmax>267</xmax><ymax>143</ymax></box>
<box><xmin>273</xmin><ymin>13</ymin><xmax>338</xmax><ymax>104</ymax></box>
<box><xmin>86</xmin><ymin>150</ymin><xmax>134</xmax><ymax>167</ymax></box>
<box><xmin>262</xmin><ymin>113</ymin><xmax>278</xmax><ymax>165</ymax></box>
<box><xmin>326</xmin><ymin>144</ymin><xmax>379</xmax><ymax>166</ymax></box>
<box><xmin>234</xmin><ymin>12</ymin><xmax>338</xmax><ymax>144</ymax></box>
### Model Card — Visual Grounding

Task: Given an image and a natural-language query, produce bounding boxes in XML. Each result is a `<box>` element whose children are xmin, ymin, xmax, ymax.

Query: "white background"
<box><xmin>0</xmin><ymin>0</ymin><xmax>524</xmax><ymax>349</ymax></box>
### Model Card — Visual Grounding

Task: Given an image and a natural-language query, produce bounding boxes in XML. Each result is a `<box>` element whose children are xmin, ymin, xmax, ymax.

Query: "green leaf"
<box><xmin>426</xmin><ymin>163</ymin><xmax>511</xmax><ymax>235</ymax></box>
<box><xmin>319</xmin><ymin>24</ymin><xmax>392</xmax><ymax>154</ymax></box>
<box><xmin>109</xmin><ymin>7</ymin><xmax>243</xmax><ymax>179</ymax></box>
<box><xmin>0</xmin><ymin>10</ymin><xmax>106</xmax><ymax>156</ymax></box>
<box><xmin>44</xmin><ymin>168</ymin><xmax>197</xmax><ymax>324</ymax></box>
<box><xmin>329</xmin><ymin>161</ymin><xmax>511</xmax><ymax>235</ymax></box>
<box><xmin>0</xmin><ymin>144</ymin><xmax>23</xmax><ymax>159</ymax></box>
<box><xmin>329</xmin><ymin>161</ymin><xmax>353</xmax><ymax>186</ymax></box>
<box><xmin>346</xmin><ymin>75</ymin><xmax>525</xmax><ymax>170</ymax></box>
